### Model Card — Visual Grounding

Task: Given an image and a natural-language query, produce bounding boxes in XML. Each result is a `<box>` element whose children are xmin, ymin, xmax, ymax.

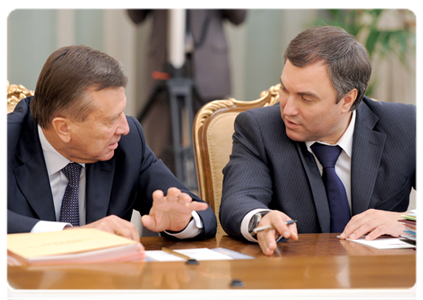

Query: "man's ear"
<box><xmin>341</xmin><ymin>88</ymin><xmax>358</xmax><ymax>113</ymax></box>
<box><xmin>51</xmin><ymin>117</ymin><xmax>71</xmax><ymax>143</ymax></box>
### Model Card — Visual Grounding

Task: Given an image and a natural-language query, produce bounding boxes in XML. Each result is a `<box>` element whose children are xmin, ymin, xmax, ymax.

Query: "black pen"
<box><xmin>252</xmin><ymin>220</ymin><xmax>297</xmax><ymax>234</ymax></box>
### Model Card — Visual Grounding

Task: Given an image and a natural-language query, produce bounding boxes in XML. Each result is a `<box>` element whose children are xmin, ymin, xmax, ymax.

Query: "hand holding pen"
<box><xmin>255</xmin><ymin>211</ymin><xmax>299</xmax><ymax>256</ymax></box>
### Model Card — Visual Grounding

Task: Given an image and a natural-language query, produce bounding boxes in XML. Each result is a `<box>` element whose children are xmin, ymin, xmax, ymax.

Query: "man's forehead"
<box><xmin>83</xmin><ymin>87</ymin><xmax>126</xmax><ymax>116</ymax></box>
<box><xmin>280</xmin><ymin>60</ymin><xmax>335</xmax><ymax>99</ymax></box>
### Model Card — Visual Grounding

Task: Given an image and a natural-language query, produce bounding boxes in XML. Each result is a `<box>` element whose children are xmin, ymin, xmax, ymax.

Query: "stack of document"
<box><xmin>400</xmin><ymin>211</ymin><xmax>416</xmax><ymax>245</ymax></box>
<box><xmin>7</xmin><ymin>228</ymin><xmax>145</xmax><ymax>266</ymax></box>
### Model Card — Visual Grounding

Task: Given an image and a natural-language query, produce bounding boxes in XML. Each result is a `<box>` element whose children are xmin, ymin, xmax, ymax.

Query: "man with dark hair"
<box><xmin>220</xmin><ymin>26</ymin><xmax>415</xmax><ymax>255</ymax></box>
<box><xmin>8</xmin><ymin>45</ymin><xmax>217</xmax><ymax>245</ymax></box>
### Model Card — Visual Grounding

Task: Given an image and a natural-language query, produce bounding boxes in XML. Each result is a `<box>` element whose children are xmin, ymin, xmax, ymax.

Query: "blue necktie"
<box><xmin>311</xmin><ymin>143</ymin><xmax>351</xmax><ymax>233</ymax></box>
<box><xmin>59</xmin><ymin>162</ymin><xmax>82</xmax><ymax>226</ymax></box>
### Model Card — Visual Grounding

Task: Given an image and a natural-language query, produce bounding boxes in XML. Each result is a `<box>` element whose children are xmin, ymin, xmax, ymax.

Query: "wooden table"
<box><xmin>8</xmin><ymin>233</ymin><xmax>415</xmax><ymax>291</ymax></box>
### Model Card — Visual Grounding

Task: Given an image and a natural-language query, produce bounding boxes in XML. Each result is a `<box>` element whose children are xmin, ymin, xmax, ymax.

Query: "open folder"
<box><xmin>7</xmin><ymin>228</ymin><xmax>144</xmax><ymax>266</ymax></box>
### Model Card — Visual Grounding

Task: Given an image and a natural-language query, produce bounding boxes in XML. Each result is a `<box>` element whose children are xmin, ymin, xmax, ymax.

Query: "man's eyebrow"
<box><xmin>279</xmin><ymin>78</ymin><xmax>320</xmax><ymax>100</ymax></box>
<box><xmin>297</xmin><ymin>91</ymin><xmax>321</xmax><ymax>100</ymax></box>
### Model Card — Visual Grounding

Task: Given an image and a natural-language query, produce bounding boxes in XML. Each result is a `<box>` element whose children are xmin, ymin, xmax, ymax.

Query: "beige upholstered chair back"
<box><xmin>7</xmin><ymin>81</ymin><xmax>34</xmax><ymax>113</ymax></box>
<box><xmin>193</xmin><ymin>84</ymin><xmax>280</xmax><ymax>236</ymax></box>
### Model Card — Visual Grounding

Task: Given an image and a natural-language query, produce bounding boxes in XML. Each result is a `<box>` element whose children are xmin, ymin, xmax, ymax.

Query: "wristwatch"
<box><xmin>248</xmin><ymin>211</ymin><xmax>270</xmax><ymax>236</ymax></box>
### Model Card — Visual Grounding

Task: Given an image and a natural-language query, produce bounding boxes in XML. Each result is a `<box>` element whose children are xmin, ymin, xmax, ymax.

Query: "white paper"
<box><xmin>346</xmin><ymin>237</ymin><xmax>415</xmax><ymax>249</ymax></box>
<box><xmin>145</xmin><ymin>248</ymin><xmax>235</xmax><ymax>262</ymax></box>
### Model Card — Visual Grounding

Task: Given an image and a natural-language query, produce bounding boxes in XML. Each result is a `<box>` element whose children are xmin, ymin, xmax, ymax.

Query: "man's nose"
<box><xmin>283</xmin><ymin>96</ymin><xmax>298</xmax><ymax>116</ymax></box>
<box><xmin>116</xmin><ymin>113</ymin><xmax>130</xmax><ymax>135</ymax></box>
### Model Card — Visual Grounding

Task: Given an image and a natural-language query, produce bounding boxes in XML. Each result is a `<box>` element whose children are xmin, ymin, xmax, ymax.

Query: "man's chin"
<box><xmin>285</xmin><ymin>129</ymin><xmax>307</xmax><ymax>142</ymax></box>
<box><xmin>99</xmin><ymin>150</ymin><xmax>115</xmax><ymax>162</ymax></box>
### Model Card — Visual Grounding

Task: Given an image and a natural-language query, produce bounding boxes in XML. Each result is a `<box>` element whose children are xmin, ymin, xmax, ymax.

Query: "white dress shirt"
<box><xmin>32</xmin><ymin>126</ymin><xmax>202</xmax><ymax>239</ymax></box>
<box><xmin>241</xmin><ymin>111</ymin><xmax>356</xmax><ymax>242</ymax></box>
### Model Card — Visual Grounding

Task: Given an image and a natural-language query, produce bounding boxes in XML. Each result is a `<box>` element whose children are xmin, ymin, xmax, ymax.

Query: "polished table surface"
<box><xmin>7</xmin><ymin>233</ymin><xmax>416</xmax><ymax>290</ymax></box>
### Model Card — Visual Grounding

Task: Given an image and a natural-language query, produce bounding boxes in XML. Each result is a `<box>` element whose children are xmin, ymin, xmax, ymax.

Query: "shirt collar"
<box><xmin>306</xmin><ymin>110</ymin><xmax>356</xmax><ymax>158</ymax></box>
<box><xmin>38</xmin><ymin>125</ymin><xmax>84</xmax><ymax>176</ymax></box>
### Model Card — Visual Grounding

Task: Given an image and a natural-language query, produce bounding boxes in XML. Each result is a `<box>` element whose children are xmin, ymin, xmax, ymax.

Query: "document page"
<box><xmin>7</xmin><ymin>228</ymin><xmax>138</xmax><ymax>259</ymax></box>
<box><xmin>345</xmin><ymin>236</ymin><xmax>415</xmax><ymax>249</ymax></box>
<box><xmin>145</xmin><ymin>247</ymin><xmax>253</xmax><ymax>262</ymax></box>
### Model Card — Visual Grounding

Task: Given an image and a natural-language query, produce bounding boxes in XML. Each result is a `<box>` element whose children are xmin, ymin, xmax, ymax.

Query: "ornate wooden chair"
<box><xmin>193</xmin><ymin>84</ymin><xmax>280</xmax><ymax>236</ymax></box>
<box><xmin>7</xmin><ymin>81</ymin><xmax>34</xmax><ymax>113</ymax></box>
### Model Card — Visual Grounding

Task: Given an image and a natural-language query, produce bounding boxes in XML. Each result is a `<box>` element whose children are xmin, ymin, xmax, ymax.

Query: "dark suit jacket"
<box><xmin>127</xmin><ymin>9</ymin><xmax>247</xmax><ymax>102</ymax></box>
<box><xmin>7</xmin><ymin>97</ymin><xmax>217</xmax><ymax>239</ymax></box>
<box><xmin>127</xmin><ymin>9</ymin><xmax>246</xmax><ymax>170</ymax></box>
<box><xmin>220</xmin><ymin>97</ymin><xmax>416</xmax><ymax>241</ymax></box>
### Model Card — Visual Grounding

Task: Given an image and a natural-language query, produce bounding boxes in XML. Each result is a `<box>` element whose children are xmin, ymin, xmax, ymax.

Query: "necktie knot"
<box><xmin>311</xmin><ymin>143</ymin><xmax>342</xmax><ymax>168</ymax></box>
<box><xmin>62</xmin><ymin>163</ymin><xmax>82</xmax><ymax>187</ymax></box>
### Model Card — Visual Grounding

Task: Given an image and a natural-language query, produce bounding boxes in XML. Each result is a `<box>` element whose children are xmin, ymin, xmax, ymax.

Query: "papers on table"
<box><xmin>145</xmin><ymin>247</ymin><xmax>254</xmax><ymax>262</ymax></box>
<box><xmin>402</xmin><ymin>211</ymin><xmax>416</xmax><ymax>221</ymax></box>
<box><xmin>7</xmin><ymin>228</ymin><xmax>254</xmax><ymax>265</ymax></box>
<box><xmin>345</xmin><ymin>236</ymin><xmax>415</xmax><ymax>250</ymax></box>
<box><xmin>7</xmin><ymin>228</ymin><xmax>144</xmax><ymax>266</ymax></box>
<box><xmin>400</xmin><ymin>211</ymin><xmax>416</xmax><ymax>244</ymax></box>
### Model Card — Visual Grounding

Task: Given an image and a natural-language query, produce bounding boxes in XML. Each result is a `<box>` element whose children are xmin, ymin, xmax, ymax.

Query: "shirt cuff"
<box><xmin>241</xmin><ymin>209</ymin><xmax>272</xmax><ymax>242</ymax></box>
<box><xmin>30</xmin><ymin>220</ymin><xmax>72</xmax><ymax>233</ymax></box>
<box><xmin>241</xmin><ymin>209</ymin><xmax>285</xmax><ymax>243</ymax></box>
<box><xmin>164</xmin><ymin>211</ymin><xmax>203</xmax><ymax>239</ymax></box>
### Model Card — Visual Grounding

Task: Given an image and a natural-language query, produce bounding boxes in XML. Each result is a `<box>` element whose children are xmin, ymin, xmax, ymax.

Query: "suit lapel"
<box><xmin>296</xmin><ymin>143</ymin><xmax>331</xmax><ymax>232</ymax></box>
<box><xmin>85</xmin><ymin>158</ymin><xmax>115</xmax><ymax>223</ymax></box>
<box><xmin>13</xmin><ymin>116</ymin><xmax>56</xmax><ymax>221</ymax></box>
<box><xmin>351</xmin><ymin>100</ymin><xmax>386</xmax><ymax>214</ymax></box>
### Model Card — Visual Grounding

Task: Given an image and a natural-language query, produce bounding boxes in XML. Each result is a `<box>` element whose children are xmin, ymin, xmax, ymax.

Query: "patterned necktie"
<box><xmin>59</xmin><ymin>162</ymin><xmax>82</xmax><ymax>226</ymax></box>
<box><xmin>311</xmin><ymin>143</ymin><xmax>351</xmax><ymax>232</ymax></box>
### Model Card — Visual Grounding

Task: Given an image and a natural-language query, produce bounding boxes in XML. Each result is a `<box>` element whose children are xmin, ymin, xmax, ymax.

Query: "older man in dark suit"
<box><xmin>8</xmin><ymin>45</ymin><xmax>217</xmax><ymax>245</ymax></box>
<box><xmin>220</xmin><ymin>26</ymin><xmax>415</xmax><ymax>255</ymax></box>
